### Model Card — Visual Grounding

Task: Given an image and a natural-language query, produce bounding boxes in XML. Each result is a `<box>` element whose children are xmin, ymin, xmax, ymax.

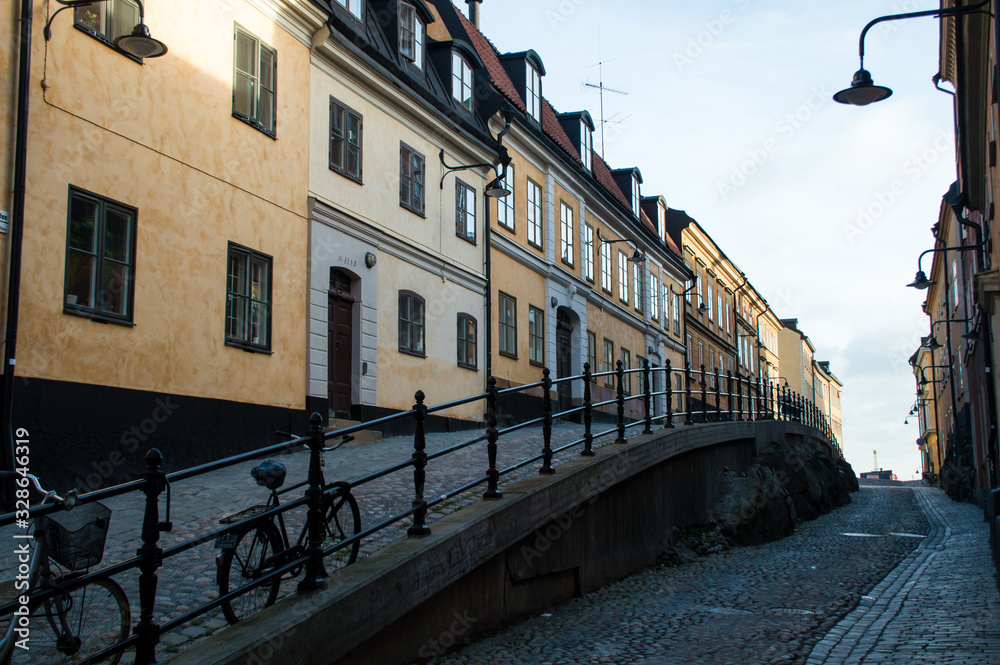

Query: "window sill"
<box><xmin>225</xmin><ymin>340</ymin><xmax>273</xmax><ymax>355</ymax></box>
<box><xmin>499</xmin><ymin>351</ymin><xmax>518</xmax><ymax>360</ymax></box>
<box><xmin>399</xmin><ymin>348</ymin><xmax>427</xmax><ymax>359</ymax></box>
<box><xmin>63</xmin><ymin>306</ymin><xmax>136</xmax><ymax>327</ymax></box>
<box><xmin>233</xmin><ymin>113</ymin><xmax>277</xmax><ymax>140</ymax></box>
<box><xmin>529</xmin><ymin>360</ymin><xmax>545</xmax><ymax>368</ymax></box>
<box><xmin>457</xmin><ymin>234</ymin><xmax>477</xmax><ymax>246</ymax></box>
<box><xmin>400</xmin><ymin>203</ymin><xmax>426</xmax><ymax>218</ymax></box>
<box><xmin>527</xmin><ymin>240</ymin><xmax>543</xmax><ymax>251</ymax></box>
<box><xmin>458</xmin><ymin>362</ymin><xmax>478</xmax><ymax>371</ymax></box>
<box><xmin>73</xmin><ymin>25</ymin><xmax>143</xmax><ymax>64</ymax></box>
<box><xmin>330</xmin><ymin>166</ymin><xmax>363</xmax><ymax>185</ymax></box>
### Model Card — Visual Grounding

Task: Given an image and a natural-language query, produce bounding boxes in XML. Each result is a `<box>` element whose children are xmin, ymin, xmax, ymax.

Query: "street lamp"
<box><xmin>833</xmin><ymin>0</ymin><xmax>991</xmax><ymax>105</ymax></box>
<box><xmin>596</xmin><ymin>229</ymin><xmax>644</xmax><ymax>264</ymax></box>
<box><xmin>44</xmin><ymin>0</ymin><xmax>169</xmax><ymax>58</ymax></box>
<box><xmin>668</xmin><ymin>282</ymin><xmax>707</xmax><ymax>315</ymax></box>
<box><xmin>906</xmin><ymin>243</ymin><xmax>984</xmax><ymax>290</ymax></box>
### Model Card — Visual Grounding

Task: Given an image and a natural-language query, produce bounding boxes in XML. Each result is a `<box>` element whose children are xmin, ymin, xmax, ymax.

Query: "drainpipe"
<box><xmin>2</xmin><ymin>0</ymin><xmax>33</xmax><ymax>510</ymax></box>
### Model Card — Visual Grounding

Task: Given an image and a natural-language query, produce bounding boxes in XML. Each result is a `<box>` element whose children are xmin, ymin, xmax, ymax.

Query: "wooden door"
<box><xmin>328</xmin><ymin>276</ymin><xmax>354</xmax><ymax>418</ymax></box>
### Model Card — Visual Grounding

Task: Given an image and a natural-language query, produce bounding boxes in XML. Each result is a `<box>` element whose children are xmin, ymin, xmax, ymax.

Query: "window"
<box><xmin>631</xmin><ymin>175</ymin><xmax>640</xmax><ymax>216</ymax></box>
<box><xmin>457</xmin><ymin>314</ymin><xmax>477</xmax><ymax>369</ymax></box>
<box><xmin>581</xmin><ymin>121</ymin><xmax>592</xmax><ymax>171</ymax></box>
<box><xmin>633</xmin><ymin>263</ymin><xmax>642</xmax><ymax>313</ymax></box>
<box><xmin>456</xmin><ymin>180</ymin><xmax>476</xmax><ymax>243</ymax></box>
<box><xmin>529</xmin><ymin>306</ymin><xmax>544</xmax><ymax>365</ymax></box>
<box><xmin>64</xmin><ymin>187</ymin><xmax>137</xmax><ymax>323</ymax></box>
<box><xmin>560</xmin><ymin>202</ymin><xmax>574</xmax><ymax>265</ymax></box>
<box><xmin>526</xmin><ymin>178</ymin><xmax>542</xmax><ymax>248</ymax></box>
<box><xmin>707</xmin><ymin>282</ymin><xmax>714</xmax><ymax>321</ymax></box>
<box><xmin>717</xmin><ymin>290</ymin><xmax>723</xmax><ymax>327</ymax></box>
<box><xmin>649</xmin><ymin>274</ymin><xmax>659</xmax><ymax>320</ymax></box>
<box><xmin>618</xmin><ymin>252</ymin><xmax>629</xmax><ymax>304</ymax></box>
<box><xmin>233</xmin><ymin>27</ymin><xmax>277</xmax><ymax>136</ymax></box>
<box><xmin>226</xmin><ymin>243</ymin><xmax>272</xmax><ymax>351</ymax></box>
<box><xmin>621</xmin><ymin>348</ymin><xmax>632</xmax><ymax>394</ymax></box>
<box><xmin>686</xmin><ymin>333</ymin><xmax>694</xmax><ymax>367</ymax></box>
<box><xmin>685</xmin><ymin>279</ymin><xmax>692</xmax><ymax>303</ymax></box>
<box><xmin>329</xmin><ymin>98</ymin><xmax>362</xmax><ymax>181</ymax></box>
<box><xmin>698</xmin><ymin>340</ymin><xmax>705</xmax><ymax>371</ymax></box>
<box><xmin>584</xmin><ymin>224</ymin><xmax>595</xmax><ymax>282</ymax></box>
<box><xmin>603</xmin><ymin>339</ymin><xmax>614</xmax><ymax>387</ymax></box>
<box><xmin>399</xmin><ymin>3</ymin><xmax>424</xmax><ymax>68</ymax></box>
<box><xmin>724</xmin><ymin>295</ymin><xmax>731</xmax><ymax>334</ymax></box>
<box><xmin>398</xmin><ymin>291</ymin><xmax>425</xmax><ymax>356</ymax></box>
<box><xmin>526</xmin><ymin>63</ymin><xmax>542</xmax><ymax>122</ymax></box>
<box><xmin>452</xmin><ymin>52</ymin><xmax>474</xmax><ymax>111</ymax></box>
<box><xmin>499</xmin><ymin>292</ymin><xmax>517</xmax><ymax>358</ymax></box>
<box><xmin>696</xmin><ymin>269</ymin><xmax>704</xmax><ymax>308</ymax></box>
<box><xmin>587</xmin><ymin>330</ymin><xmax>597</xmax><ymax>381</ymax></box>
<box><xmin>74</xmin><ymin>0</ymin><xmax>139</xmax><ymax>51</ymax></box>
<box><xmin>601</xmin><ymin>242</ymin><xmax>612</xmax><ymax>293</ymax></box>
<box><xmin>497</xmin><ymin>165</ymin><xmax>515</xmax><ymax>231</ymax></box>
<box><xmin>673</xmin><ymin>293</ymin><xmax>681</xmax><ymax>334</ymax></box>
<box><xmin>657</xmin><ymin>201</ymin><xmax>666</xmax><ymax>240</ymax></box>
<box><xmin>399</xmin><ymin>143</ymin><xmax>425</xmax><ymax>215</ymax></box>
<box><xmin>335</xmin><ymin>0</ymin><xmax>363</xmax><ymax>20</ymax></box>
<box><xmin>709</xmin><ymin>347</ymin><xmax>716</xmax><ymax>384</ymax></box>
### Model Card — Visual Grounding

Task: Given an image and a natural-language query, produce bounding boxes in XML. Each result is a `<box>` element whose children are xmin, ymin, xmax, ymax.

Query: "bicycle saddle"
<box><xmin>251</xmin><ymin>460</ymin><xmax>286</xmax><ymax>490</ymax></box>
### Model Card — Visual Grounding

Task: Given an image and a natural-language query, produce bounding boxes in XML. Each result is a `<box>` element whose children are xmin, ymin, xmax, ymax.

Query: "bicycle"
<box><xmin>0</xmin><ymin>471</ymin><xmax>130</xmax><ymax>664</ymax></box>
<box><xmin>920</xmin><ymin>471</ymin><xmax>939</xmax><ymax>487</ymax></box>
<box><xmin>214</xmin><ymin>435</ymin><xmax>361</xmax><ymax>624</ymax></box>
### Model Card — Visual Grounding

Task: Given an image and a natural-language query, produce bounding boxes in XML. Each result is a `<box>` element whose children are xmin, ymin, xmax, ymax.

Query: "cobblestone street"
<box><xmin>428</xmin><ymin>481</ymin><xmax>1000</xmax><ymax>665</ymax></box>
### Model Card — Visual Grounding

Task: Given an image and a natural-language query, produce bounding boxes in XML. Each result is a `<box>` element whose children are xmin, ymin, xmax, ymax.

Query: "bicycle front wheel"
<box><xmin>218</xmin><ymin>525</ymin><xmax>282</xmax><ymax>624</ymax></box>
<box><xmin>323</xmin><ymin>490</ymin><xmax>361</xmax><ymax>570</ymax></box>
<box><xmin>15</xmin><ymin>577</ymin><xmax>130</xmax><ymax>665</ymax></box>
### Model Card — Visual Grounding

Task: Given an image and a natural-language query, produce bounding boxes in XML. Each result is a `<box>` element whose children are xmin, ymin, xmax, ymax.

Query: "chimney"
<box><xmin>466</xmin><ymin>0</ymin><xmax>482</xmax><ymax>29</ymax></box>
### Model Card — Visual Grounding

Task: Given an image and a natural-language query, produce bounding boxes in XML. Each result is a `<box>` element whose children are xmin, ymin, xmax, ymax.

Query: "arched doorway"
<box><xmin>328</xmin><ymin>268</ymin><xmax>355</xmax><ymax>418</ymax></box>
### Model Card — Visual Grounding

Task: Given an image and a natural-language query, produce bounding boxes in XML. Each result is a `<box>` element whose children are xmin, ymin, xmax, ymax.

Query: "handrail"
<box><xmin>0</xmin><ymin>362</ymin><xmax>836</xmax><ymax>663</ymax></box>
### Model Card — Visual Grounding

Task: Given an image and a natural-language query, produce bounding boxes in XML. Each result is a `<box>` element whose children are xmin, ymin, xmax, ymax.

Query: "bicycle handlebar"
<box><xmin>274</xmin><ymin>431</ymin><xmax>354</xmax><ymax>452</ymax></box>
<box><xmin>0</xmin><ymin>470</ymin><xmax>77</xmax><ymax>510</ymax></box>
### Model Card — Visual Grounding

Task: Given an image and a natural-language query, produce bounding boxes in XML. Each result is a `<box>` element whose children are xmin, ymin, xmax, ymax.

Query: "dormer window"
<box><xmin>335</xmin><ymin>0</ymin><xmax>363</xmax><ymax>20</ymax></box>
<box><xmin>453</xmin><ymin>52</ymin><xmax>474</xmax><ymax>111</ymax></box>
<box><xmin>400</xmin><ymin>3</ymin><xmax>424</xmax><ymax>69</ymax></box>
<box><xmin>526</xmin><ymin>63</ymin><xmax>541</xmax><ymax>122</ymax></box>
<box><xmin>657</xmin><ymin>200</ymin><xmax>666</xmax><ymax>240</ymax></box>
<box><xmin>631</xmin><ymin>176</ymin><xmax>640</xmax><ymax>216</ymax></box>
<box><xmin>581</xmin><ymin>120</ymin><xmax>592</xmax><ymax>171</ymax></box>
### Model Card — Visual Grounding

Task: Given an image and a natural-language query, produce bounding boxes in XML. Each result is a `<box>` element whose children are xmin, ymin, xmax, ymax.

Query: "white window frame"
<box><xmin>601</xmin><ymin>242</ymin><xmax>612</xmax><ymax>293</ymax></box>
<box><xmin>526</xmin><ymin>63</ymin><xmax>542</xmax><ymax>122</ymax></box>
<box><xmin>584</xmin><ymin>224</ymin><xmax>595</xmax><ymax>282</ymax></box>
<box><xmin>581</xmin><ymin>120</ymin><xmax>592</xmax><ymax>170</ymax></box>
<box><xmin>496</xmin><ymin>165</ymin><xmax>515</xmax><ymax>231</ymax></box>
<box><xmin>633</xmin><ymin>262</ymin><xmax>642</xmax><ymax>313</ymax></box>
<box><xmin>649</xmin><ymin>273</ymin><xmax>659</xmax><ymax>320</ymax></box>
<box><xmin>399</xmin><ymin>3</ymin><xmax>424</xmax><ymax>69</ymax></box>
<box><xmin>618</xmin><ymin>251</ymin><xmax>629</xmax><ymax>304</ymax></box>
<box><xmin>707</xmin><ymin>282</ymin><xmax>714</xmax><ymax>321</ymax></box>
<box><xmin>336</xmin><ymin>0</ymin><xmax>363</xmax><ymax>20</ymax></box>
<box><xmin>453</xmin><ymin>52</ymin><xmax>474</xmax><ymax>111</ymax></box>
<box><xmin>526</xmin><ymin>178</ymin><xmax>542</xmax><ymax>248</ymax></box>
<box><xmin>631</xmin><ymin>175</ymin><xmax>640</xmax><ymax>216</ymax></box>
<box><xmin>560</xmin><ymin>202</ymin><xmax>574</xmax><ymax>265</ymax></box>
<box><xmin>455</xmin><ymin>179</ymin><xmax>476</xmax><ymax>243</ymax></box>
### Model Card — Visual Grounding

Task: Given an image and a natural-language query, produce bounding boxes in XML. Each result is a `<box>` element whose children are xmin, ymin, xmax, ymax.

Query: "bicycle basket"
<box><xmin>37</xmin><ymin>501</ymin><xmax>112</xmax><ymax>571</ymax></box>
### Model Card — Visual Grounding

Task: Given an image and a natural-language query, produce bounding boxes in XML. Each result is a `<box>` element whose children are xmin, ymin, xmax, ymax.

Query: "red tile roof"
<box><xmin>541</xmin><ymin>99</ymin><xmax>583</xmax><ymax>167</ymax></box>
<box><xmin>591</xmin><ymin>154</ymin><xmax>630</xmax><ymax>210</ymax></box>
<box><xmin>454</xmin><ymin>9</ymin><xmax>526</xmax><ymax>114</ymax></box>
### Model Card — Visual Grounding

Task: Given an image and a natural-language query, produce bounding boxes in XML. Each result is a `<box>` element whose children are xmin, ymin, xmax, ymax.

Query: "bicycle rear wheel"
<box><xmin>323</xmin><ymin>490</ymin><xmax>361</xmax><ymax>570</ymax></box>
<box><xmin>218</xmin><ymin>525</ymin><xmax>282</xmax><ymax>624</ymax></box>
<box><xmin>14</xmin><ymin>577</ymin><xmax>130</xmax><ymax>665</ymax></box>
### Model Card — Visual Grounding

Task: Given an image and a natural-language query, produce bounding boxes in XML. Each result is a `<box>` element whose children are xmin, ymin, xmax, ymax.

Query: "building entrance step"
<box><xmin>326</xmin><ymin>419</ymin><xmax>382</xmax><ymax>445</ymax></box>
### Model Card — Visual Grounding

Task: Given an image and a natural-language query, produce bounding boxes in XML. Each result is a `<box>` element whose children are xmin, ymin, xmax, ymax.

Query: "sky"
<box><xmin>474</xmin><ymin>0</ymin><xmax>957</xmax><ymax>480</ymax></box>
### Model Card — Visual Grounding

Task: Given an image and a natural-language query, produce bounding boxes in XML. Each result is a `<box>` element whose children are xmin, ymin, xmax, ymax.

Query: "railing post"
<box><xmin>735</xmin><ymin>372</ymin><xmax>743</xmax><ymax>422</ymax></box>
<box><xmin>615</xmin><ymin>360</ymin><xmax>627</xmax><ymax>443</ymax></box>
<box><xmin>714</xmin><ymin>368</ymin><xmax>722</xmax><ymax>422</ymax></box>
<box><xmin>756</xmin><ymin>375</ymin><xmax>763</xmax><ymax>421</ymax></box>
<box><xmin>540</xmin><ymin>367</ymin><xmax>555</xmax><ymax>474</ymax></box>
<box><xmin>582</xmin><ymin>363</ymin><xmax>595</xmax><ymax>456</ymax></box>
<box><xmin>407</xmin><ymin>391</ymin><xmax>431</xmax><ymax>535</ymax></box>
<box><xmin>684</xmin><ymin>361</ymin><xmax>693</xmax><ymax>426</ymax></box>
<box><xmin>134</xmin><ymin>448</ymin><xmax>168</xmax><ymax>665</ymax></box>
<box><xmin>726</xmin><ymin>370</ymin><xmax>734</xmax><ymax>421</ymax></box>
<box><xmin>298</xmin><ymin>413</ymin><xmax>329</xmax><ymax>592</ymax></box>
<box><xmin>665</xmin><ymin>359</ymin><xmax>674</xmax><ymax>428</ymax></box>
<box><xmin>484</xmin><ymin>376</ymin><xmax>502</xmax><ymax>498</ymax></box>
<box><xmin>642</xmin><ymin>359</ymin><xmax>653</xmax><ymax>434</ymax></box>
<box><xmin>700</xmin><ymin>364</ymin><xmax>708</xmax><ymax>423</ymax></box>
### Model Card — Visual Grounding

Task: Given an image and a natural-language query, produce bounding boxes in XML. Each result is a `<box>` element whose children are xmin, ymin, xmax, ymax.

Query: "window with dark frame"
<box><xmin>225</xmin><ymin>243</ymin><xmax>272</xmax><ymax>351</ymax></box>
<box><xmin>73</xmin><ymin>0</ymin><xmax>139</xmax><ymax>53</ymax></box>
<box><xmin>587</xmin><ymin>330</ymin><xmax>597</xmax><ymax>382</ymax></box>
<box><xmin>335</xmin><ymin>0</ymin><xmax>363</xmax><ymax>20</ymax></box>
<box><xmin>64</xmin><ymin>187</ymin><xmax>137</xmax><ymax>323</ymax></box>
<box><xmin>329</xmin><ymin>97</ymin><xmax>362</xmax><ymax>181</ymax></box>
<box><xmin>399</xmin><ymin>143</ymin><xmax>425</xmax><ymax>215</ymax></box>
<box><xmin>456</xmin><ymin>180</ymin><xmax>476</xmax><ymax>243</ymax></box>
<box><xmin>398</xmin><ymin>291</ymin><xmax>425</xmax><ymax>356</ymax></box>
<box><xmin>457</xmin><ymin>313</ymin><xmax>477</xmax><ymax>369</ymax></box>
<box><xmin>528</xmin><ymin>306</ymin><xmax>544</xmax><ymax>365</ymax></box>
<box><xmin>603</xmin><ymin>338</ymin><xmax>614</xmax><ymax>387</ymax></box>
<box><xmin>233</xmin><ymin>26</ymin><xmax>277</xmax><ymax>136</ymax></box>
<box><xmin>621</xmin><ymin>348</ymin><xmax>632</xmax><ymax>394</ymax></box>
<box><xmin>526</xmin><ymin>63</ymin><xmax>542</xmax><ymax>122</ymax></box>
<box><xmin>499</xmin><ymin>292</ymin><xmax>517</xmax><ymax>358</ymax></box>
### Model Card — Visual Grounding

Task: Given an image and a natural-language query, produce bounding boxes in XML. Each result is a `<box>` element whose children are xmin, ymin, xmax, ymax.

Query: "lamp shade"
<box><xmin>907</xmin><ymin>270</ymin><xmax>935</xmax><ymax>290</ymax></box>
<box><xmin>833</xmin><ymin>69</ymin><xmax>892</xmax><ymax>106</ymax></box>
<box><xmin>114</xmin><ymin>23</ymin><xmax>168</xmax><ymax>58</ymax></box>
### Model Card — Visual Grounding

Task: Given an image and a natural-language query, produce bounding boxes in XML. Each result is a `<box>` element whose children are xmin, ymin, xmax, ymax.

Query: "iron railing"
<box><xmin>0</xmin><ymin>361</ymin><xmax>837</xmax><ymax>663</ymax></box>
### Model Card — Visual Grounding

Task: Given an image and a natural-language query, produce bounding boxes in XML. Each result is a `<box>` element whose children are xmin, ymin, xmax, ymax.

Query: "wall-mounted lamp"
<box><xmin>833</xmin><ymin>0</ymin><xmax>990</xmax><ymax>105</ymax></box>
<box><xmin>46</xmin><ymin>0</ymin><xmax>169</xmax><ymax>58</ymax></box>
<box><xmin>669</xmin><ymin>282</ymin><xmax>708</xmax><ymax>315</ymax></box>
<box><xmin>597</xmin><ymin>228</ymin><xmax>644</xmax><ymax>264</ymax></box>
<box><xmin>364</xmin><ymin>252</ymin><xmax>377</xmax><ymax>269</ymax></box>
<box><xmin>550</xmin><ymin>297</ymin><xmax>558</xmax><ymax>309</ymax></box>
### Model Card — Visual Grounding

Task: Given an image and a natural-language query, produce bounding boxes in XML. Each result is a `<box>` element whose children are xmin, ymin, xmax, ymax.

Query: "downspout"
<box><xmin>2</xmin><ymin>0</ymin><xmax>34</xmax><ymax>509</ymax></box>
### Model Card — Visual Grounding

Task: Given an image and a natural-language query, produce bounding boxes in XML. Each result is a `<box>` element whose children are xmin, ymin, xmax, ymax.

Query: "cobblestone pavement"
<box><xmin>428</xmin><ymin>481</ymin><xmax>1000</xmax><ymax>665</ymax></box>
<box><xmin>0</xmin><ymin>420</ymin><xmax>626</xmax><ymax>660</ymax></box>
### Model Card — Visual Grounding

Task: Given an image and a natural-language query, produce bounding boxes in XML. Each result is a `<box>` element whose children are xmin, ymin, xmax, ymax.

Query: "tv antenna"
<box><xmin>584</xmin><ymin>45</ymin><xmax>628</xmax><ymax>160</ymax></box>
